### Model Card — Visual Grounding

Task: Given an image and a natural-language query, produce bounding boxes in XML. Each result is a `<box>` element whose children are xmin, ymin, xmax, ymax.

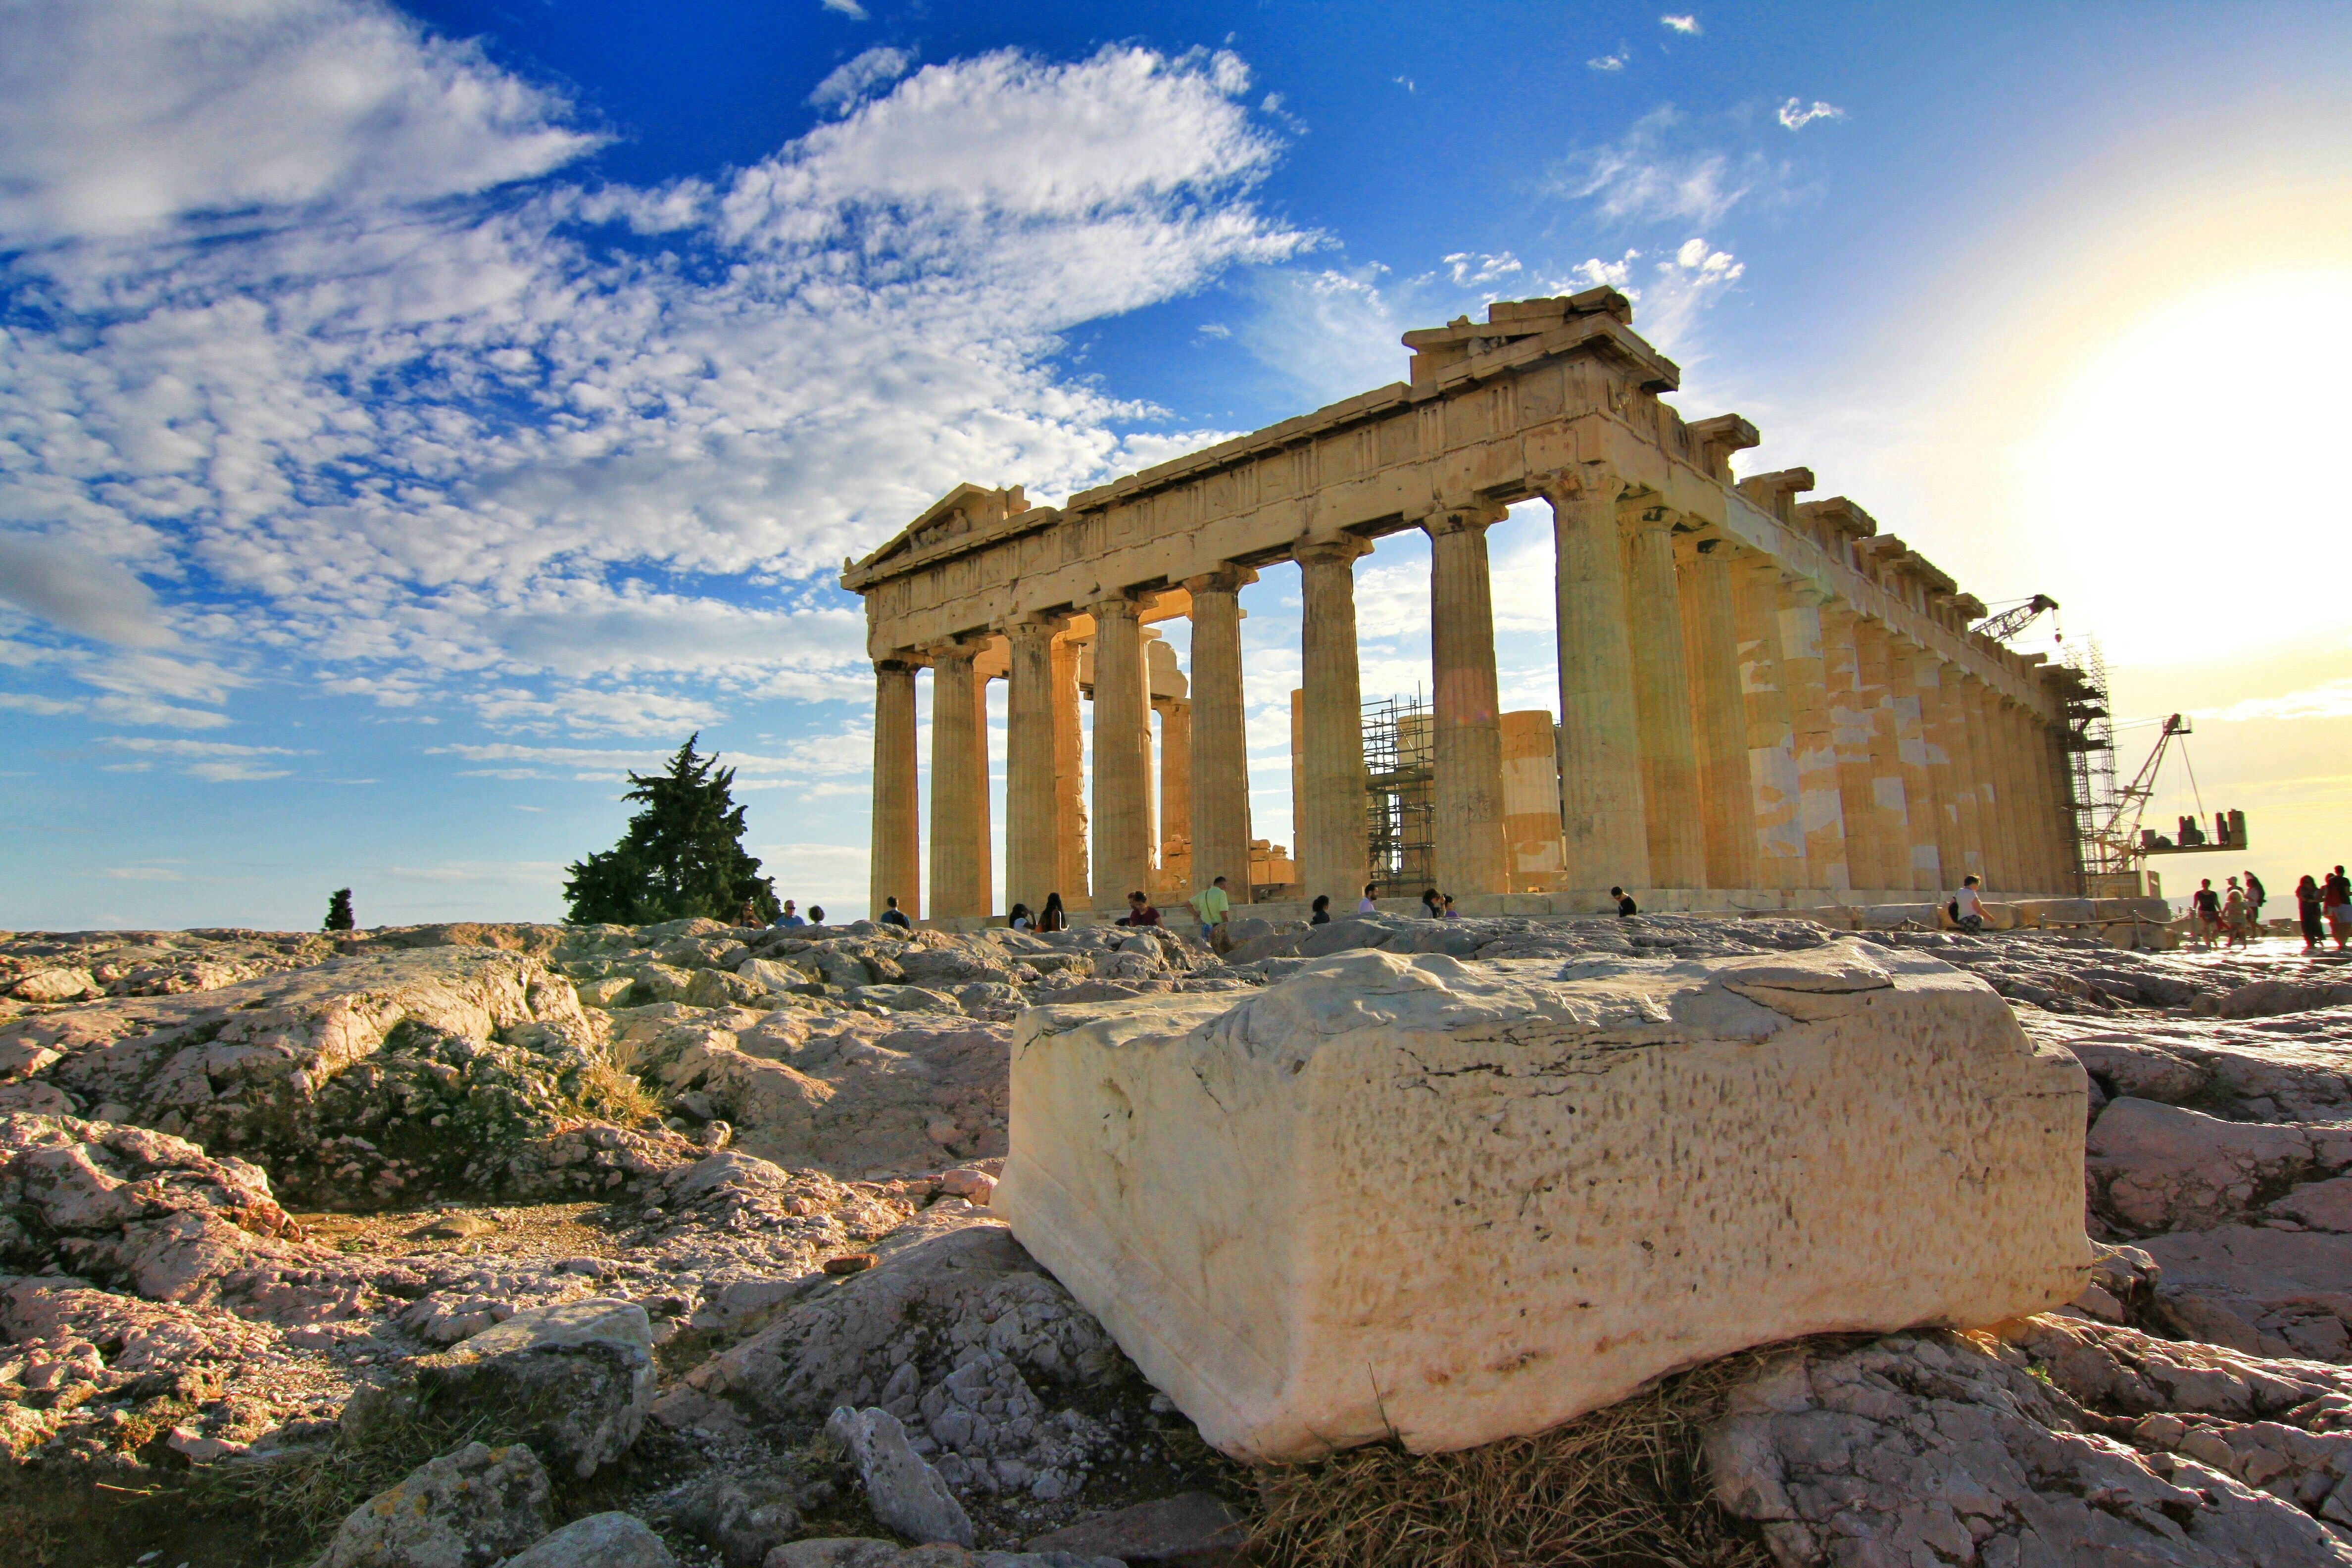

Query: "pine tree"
<box><xmin>323</xmin><ymin>888</ymin><xmax>355</xmax><ymax>931</ymax></box>
<box><xmin>563</xmin><ymin>735</ymin><xmax>779</xmax><ymax>926</ymax></box>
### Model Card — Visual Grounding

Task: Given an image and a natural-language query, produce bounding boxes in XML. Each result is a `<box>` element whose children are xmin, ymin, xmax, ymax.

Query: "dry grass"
<box><xmin>573</xmin><ymin>1059</ymin><xmax>661</xmax><ymax>1125</ymax></box>
<box><xmin>1246</xmin><ymin>1356</ymin><xmax>1775</xmax><ymax>1568</ymax></box>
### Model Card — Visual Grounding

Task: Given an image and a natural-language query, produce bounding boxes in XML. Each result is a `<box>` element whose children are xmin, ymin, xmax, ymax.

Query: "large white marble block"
<box><xmin>995</xmin><ymin>941</ymin><xmax>2088</xmax><ymax>1462</ymax></box>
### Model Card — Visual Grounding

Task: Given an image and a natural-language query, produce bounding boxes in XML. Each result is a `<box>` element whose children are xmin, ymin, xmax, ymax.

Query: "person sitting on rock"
<box><xmin>1358</xmin><ymin>882</ymin><xmax>1379</xmax><ymax>915</ymax></box>
<box><xmin>1117</xmin><ymin>890</ymin><xmax>1161</xmax><ymax>928</ymax></box>
<box><xmin>878</xmin><ymin>895</ymin><xmax>912</xmax><ymax>930</ymax></box>
<box><xmin>1611</xmin><ymin>885</ymin><xmax>1638</xmax><ymax>918</ymax></box>
<box><xmin>806</xmin><ymin>905</ymin><xmax>826</xmax><ymax>927</ymax></box>
<box><xmin>1309</xmin><ymin>894</ymin><xmax>1332</xmax><ymax>925</ymax></box>
<box><xmin>1008</xmin><ymin>903</ymin><xmax>1034</xmax><ymax>931</ymax></box>
<box><xmin>1039</xmin><ymin>891</ymin><xmax>1069</xmax><ymax>932</ymax></box>
<box><xmin>772</xmin><ymin>900</ymin><xmax>806</xmax><ymax>929</ymax></box>
<box><xmin>1420</xmin><ymin>887</ymin><xmax>1444</xmax><ymax>918</ymax></box>
<box><xmin>1953</xmin><ymin>874</ymin><xmax>1985</xmax><ymax>935</ymax></box>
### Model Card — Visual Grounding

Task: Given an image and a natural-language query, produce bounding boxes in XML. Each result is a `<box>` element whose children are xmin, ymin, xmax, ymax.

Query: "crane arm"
<box><xmin>1972</xmin><ymin>592</ymin><xmax>2060</xmax><ymax>643</ymax></box>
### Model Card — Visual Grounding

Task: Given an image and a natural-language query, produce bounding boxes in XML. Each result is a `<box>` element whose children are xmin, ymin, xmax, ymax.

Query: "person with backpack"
<box><xmin>877</xmin><ymin>895</ymin><xmax>912</xmax><ymax>930</ymax></box>
<box><xmin>2327</xmin><ymin>866</ymin><xmax>2352</xmax><ymax>951</ymax></box>
<box><xmin>1951</xmin><ymin>874</ymin><xmax>1985</xmax><ymax>935</ymax></box>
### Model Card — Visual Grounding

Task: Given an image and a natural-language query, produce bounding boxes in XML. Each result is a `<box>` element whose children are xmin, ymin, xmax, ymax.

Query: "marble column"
<box><xmin>1679</xmin><ymin>536</ymin><xmax>1758</xmax><ymax>890</ymax></box>
<box><xmin>1050</xmin><ymin>631</ymin><xmax>1089</xmax><ymax>906</ymax></box>
<box><xmin>2001</xmin><ymin>701</ymin><xmax>2044</xmax><ymax>892</ymax></box>
<box><xmin>1776</xmin><ymin>584</ymin><xmax>1850</xmax><ymax>892</ymax></box>
<box><xmin>928</xmin><ymin>645</ymin><xmax>986</xmax><ymax>919</ymax></box>
<box><xmin>1296</xmin><ymin>538</ymin><xmax>1372</xmax><ymax>905</ymax></box>
<box><xmin>869</xmin><ymin>658</ymin><xmax>922</xmax><ymax>922</ymax></box>
<box><xmin>1911</xmin><ymin>654</ymin><xmax>1965</xmax><ymax>889</ymax></box>
<box><xmin>1542</xmin><ymin>465</ymin><xmax>1650</xmax><ymax>890</ymax></box>
<box><xmin>1621</xmin><ymin>503</ymin><xmax>1704</xmax><ymax>887</ymax></box>
<box><xmin>1184</xmin><ymin>568</ymin><xmax>1254</xmax><ymax>905</ymax></box>
<box><xmin>1936</xmin><ymin>667</ymin><xmax>1986</xmax><ymax>881</ymax></box>
<box><xmin>1961</xmin><ymin>681</ymin><xmax>2017</xmax><ymax>890</ymax></box>
<box><xmin>1888</xmin><ymin>644</ymin><xmax>1940</xmax><ymax>892</ymax></box>
<box><xmin>2048</xmin><ymin>719</ymin><xmax>2082</xmax><ymax>892</ymax></box>
<box><xmin>1732</xmin><ymin>559</ymin><xmax>1804</xmax><ymax>889</ymax></box>
<box><xmin>1089</xmin><ymin>596</ymin><xmax>1151</xmax><ymax>910</ymax></box>
<box><xmin>2016</xmin><ymin>706</ymin><xmax>2058</xmax><ymax>893</ymax></box>
<box><xmin>1854</xmin><ymin>619</ymin><xmax>1915</xmax><ymax>891</ymax></box>
<box><xmin>1003</xmin><ymin>616</ymin><xmax>1062</xmax><ymax>918</ymax></box>
<box><xmin>1425</xmin><ymin>505</ymin><xmax>1508</xmax><ymax>897</ymax></box>
<box><xmin>971</xmin><ymin>666</ymin><xmax>994</xmax><ymax>914</ymax></box>
<box><xmin>1155</xmin><ymin>695</ymin><xmax>1191</xmax><ymax>889</ymax></box>
<box><xmin>1821</xmin><ymin>605</ymin><xmax>1889</xmax><ymax>891</ymax></box>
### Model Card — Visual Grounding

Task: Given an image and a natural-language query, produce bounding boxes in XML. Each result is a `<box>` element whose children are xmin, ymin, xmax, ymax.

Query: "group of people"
<box><xmin>2186</xmin><ymin>873</ymin><xmax>2267</xmax><ymax>948</ymax></box>
<box><xmin>2296</xmin><ymin>867</ymin><xmax>2352</xmax><ymax>952</ymax></box>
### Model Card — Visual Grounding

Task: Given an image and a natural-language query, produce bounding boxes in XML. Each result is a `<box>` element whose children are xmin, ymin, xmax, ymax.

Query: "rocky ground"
<box><xmin>1</xmin><ymin>911</ymin><xmax>2349</xmax><ymax>1567</ymax></box>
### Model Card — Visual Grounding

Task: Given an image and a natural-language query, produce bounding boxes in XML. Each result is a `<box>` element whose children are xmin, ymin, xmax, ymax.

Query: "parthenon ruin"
<box><xmin>842</xmin><ymin>290</ymin><xmax>2089</xmax><ymax>923</ymax></box>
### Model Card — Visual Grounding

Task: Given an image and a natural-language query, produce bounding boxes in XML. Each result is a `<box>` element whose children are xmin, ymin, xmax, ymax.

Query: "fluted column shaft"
<box><xmin>1914</xmin><ymin>657</ymin><xmax>1968</xmax><ymax>884</ymax></box>
<box><xmin>1185</xmin><ymin>569</ymin><xmax>1253</xmax><ymax>904</ymax></box>
<box><xmin>1050</xmin><ymin>632</ymin><xmax>1089</xmax><ymax>906</ymax></box>
<box><xmin>1004</xmin><ymin>618</ymin><xmax>1062</xmax><ymax>917</ymax></box>
<box><xmin>1621</xmin><ymin>505</ymin><xmax>1704</xmax><ymax>887</ymax></box>
<box><xmin>2016</xmin><ymin>706</ymin><xmax>2058</xmax><ymax>892</ymax></box>
<box><xmin>1776</xmin><ymin>585</ymin><xmax>1850</xmax><ymax>892</ymax></box>
<box><xmin>1543</xmin><ymin>466</ymin><xmax>1650</xmax><ymax>890</ymax></box>
<box><xmin>1961</xmin><ymin>681</ymin><xmax>2016</xmax><ymax>890</ymax></box>
<box><xmin>870</xmin><ymin>659</ymin><xmax>922</xmax><ymax>922</ymax></box>
<box><xmin>1297</xmin><ymin>539</ymin><xmax>1371</xmax><ymax>904</ymax></box>
<box><xmin>1426</xmin><ymin>507</ymin><xmax>1508</xmax><ymax>896</ymax></box>
<box><xmin>1155</xmin><ymin>696</ymin><xmax>1191</xmax><ymax>887</ymax></box>
<box><xmin>1853</xmin><ymin>619</ymin><xmax>1914</xmax><ymax>891</ymax></box>
<box><xmin>1089</xmin><ymin>597</ymin><xmax>1151</xmax><ymax>909</ymax></box>
<box><xmin>928</xmin><ymin>647</ymin><xmax>986</xmax><ymax>919</ymax></box>
<box><xmin>2001</xmin><ymin>701</ymin><xmax>2043</xmax><ymax>891</ymax></box>
<box><xmin>1732</xmin><ymin>560</ymin><xmax>1804</xmax><ymax>888</ymax></box>
<box><xmin>1821</xmin><ymin>605</ymin><xmax>1890</xmax><ymax>891</ymax></box>
<box><xmin>1887</xmin><ymin>643</ymin><xmax>1941</xmax><ymax>891</ymax></box>
<box><xmin>1679</xmin><ymin>537</ymin><xmax>1758</xmax><ymax>890</ymax></box>
<box><xmin>2048</xmin><ymin>720</ymin><xmax>2082</xmax><ymax>892</ymax></box>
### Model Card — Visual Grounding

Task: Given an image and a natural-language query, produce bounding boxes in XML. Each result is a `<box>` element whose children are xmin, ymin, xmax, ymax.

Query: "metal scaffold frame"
<box><xmin>1363</xmin><ymin>690</ymin><xmax>1434</xmax><ymax>898</ymax></box>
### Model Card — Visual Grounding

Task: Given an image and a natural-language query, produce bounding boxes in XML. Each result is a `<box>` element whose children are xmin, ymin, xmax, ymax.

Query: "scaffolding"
<box><xmin>1363</xmin><ymin>690</ymin><xmax>1435</xmax><ymax>898</ymax></box>
<box><xmin>2055</xmin><ymin>639</ymin><xmax>2118</xmax><ymax>894</ymax></box>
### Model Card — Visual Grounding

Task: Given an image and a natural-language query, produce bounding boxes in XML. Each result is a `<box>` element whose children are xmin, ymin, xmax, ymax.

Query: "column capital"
<box><xmin>1421</xmin><ymin>499</ymin><xmax>1510</xmax><ymax>538</ymax></box>
<box><xmin>1085</xmin><ymin>591</ymin><xmax>1144</xmax><ymax>622</ymax></box>
<box><xmin>1182</xmin><ymin>564</ymin><xmax>1258</xmax><ymax>596</ymax></box>
<box><xmin>1529</xmin><ymin>461</ymin><xmax>1625</xmax><ymax>507</ymax></box>
<box><xmin>875</xmin><ymin>653</ymin><xmax>928</xmax><ymax>674</ymax></box>
<box><xmin>1002</xmin><ymin>612</ymin><xmax>1068</xmax><ymax>641</ymax></box>
<box><xmin>1293</xmin><ymin>535</ymin><xmax>1372</xmax><ymax>568</ymax></box>
<box><xmin>1617</xmin><ymin>500</ymin><xmax>1679</xmax><ymax>538</ymax></box>
<box><xmin>922</xmin><ymin>638</ymin><xmax>979</xmax><ymax>666</ymax></box>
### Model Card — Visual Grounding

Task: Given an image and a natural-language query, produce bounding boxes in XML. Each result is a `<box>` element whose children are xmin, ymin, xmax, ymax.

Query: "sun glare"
<box><xmin>2029</xmin><ymin>271</ymin><xmax>2352</xmax><ymax>664</ymax></box>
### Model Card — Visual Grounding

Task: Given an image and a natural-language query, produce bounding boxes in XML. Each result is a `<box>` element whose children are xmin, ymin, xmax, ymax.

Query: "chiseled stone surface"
<box><xmin>997</xmin><ymin>939</ymin><xmax>2088</xmax><ymax>1461</ymax></box>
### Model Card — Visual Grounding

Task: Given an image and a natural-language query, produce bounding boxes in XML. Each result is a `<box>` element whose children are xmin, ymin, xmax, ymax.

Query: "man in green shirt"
<box><xmin>1193</xmin><ymin>875</ymin><xmax>1231</xmax><ymax>949</ymax></box>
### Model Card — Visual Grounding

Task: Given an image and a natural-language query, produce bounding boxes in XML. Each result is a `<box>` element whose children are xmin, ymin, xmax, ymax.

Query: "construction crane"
<box><xmin>2080</xmin><ymin>713</ymin><xmax>2248</xmax><ymax>896</ymax></box>
<box><xmin>1971</xmin><ymin>593</ymin><xmax>2060</xmax><ymax>644</ymax></box>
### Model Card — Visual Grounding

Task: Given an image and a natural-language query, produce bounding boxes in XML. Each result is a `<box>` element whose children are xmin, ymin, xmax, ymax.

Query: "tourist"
<box><xmin>1358</xmin><ymin>882</ymin><xmax>1378</xmax><ymax>915</ymax></box>
<box><xmin>2246</xmin><ymin>870</ymin><xmax>2266</xmax><ymax>924</ymax></box>
<box><xmin>1117</xmin><ymin>890</ymin><xmax>1161</xmax><ymax>928</ymax></box>
<box><xmin>807</xmin><ymin>905</ymin><xmax>826</xmax><ymax>926</ymax></box>
<box><xmin>878</xmin><ymin>895</ymin><xmax>912</xmax><ymax>930</ymax></box>
<box><xmin>2327</xmin><ymin>866</ymin><xmax>2352</xmax><ymax>951</ymax></box>
<box><xmin>2297</xmin><ymin>875</ymin><xmax>2326</xmax><ymax>950</ymax></box>
<box><xmin>2191</xmin><ymin>879</ymin><xmax>2222</xmax><ymax>948</ymax></box>
<box><xmin>1038</xmin><ymin>892</ymin><xmax>1069</xmax><ymax>932</ymax></box>
<box><xmin>1309</xmin><ymin>894</ymin><xmax>1332</xmax><ymax>925</ymax></box>
<box><xmin>2221</xmin><ymin>880</ymin><xmax>2249</xmax><ymax>948</ymax></box>
<box><xmin>1441</xmin><ymin>894</ymin><xmax>1460</xmax><ymax>920</ymax></box>
<box><xmin>1420</xmin><ymin>887</ymin><xmax>1443</xmax><ymax>918</ymax></box>
<box><xmin>736</xmin><ymin>898</ymin><xmax>760</xmax><ymax>928</ymax></box>
<box><xmin>1008</xmin><ymin>903</ymin><xmax>1033</xmax><ymax>931</ymax></box>
<box><xmin>773</xmin><ymin>900</ymin><xmax>806</xmax><ymax>929</ymax></box>
<box><xmin>1611</xmin><ymin>885</ymin><xmax>1638</xmax><ymax>918</ymax></box>
<box><xmin>1193</xmin><ymin>874</ymin><xmax>1231</xmax><ymax>948</ymax></box>
<box><xmin>1953</xmin><ymin>874</ymin><xmax>1985</xmax><ymax>935</ymax></box>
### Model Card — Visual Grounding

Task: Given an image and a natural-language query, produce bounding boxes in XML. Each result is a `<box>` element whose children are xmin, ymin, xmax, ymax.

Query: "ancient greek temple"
<box><xmin>842</xmin><ymin>290</ymin><xmax>2088</xmax><ymax>923</ymax></box>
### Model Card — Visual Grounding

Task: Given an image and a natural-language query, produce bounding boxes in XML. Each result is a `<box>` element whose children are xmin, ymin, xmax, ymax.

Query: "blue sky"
<box><xmin>3</xmin><ymin>0</ymin><xmax>2349</xmax><ymax>928</ymax></box>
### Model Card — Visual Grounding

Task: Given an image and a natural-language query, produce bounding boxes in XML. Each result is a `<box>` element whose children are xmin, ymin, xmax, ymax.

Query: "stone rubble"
<box><xmin>1</xmin><ymin>918</ymin><xmax>2349</xmax><ymax>1567</ymax></box>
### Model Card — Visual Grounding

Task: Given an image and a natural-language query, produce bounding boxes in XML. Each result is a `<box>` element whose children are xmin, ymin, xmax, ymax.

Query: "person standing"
<box><xmin>877</xmin><ymin>895</ymin><xmax>912</xmax><ymax>930</ymax></box>
<box><xmin>1193</xmin><ymin>875</ymin><xmax>1231</xmax><ymax>949</ymax></box>
<box><xmin>2296</xmin><ymin>875</ymin><xmax>2325</xmax><ymax>951</ymax></box>
<box><xmin>2327</xmin><ymin>865</ymin><xmax>2352</xmax><ymax>951</ymax></box>
<box><xmin>2191</xmin><ymin>879</ymin><xmax>2222</xmax><ymax>948</ymax></box>
<box><xmin>2246</xmin><ymin>870</ymin><xmax>2266</xmax><ymax>926</ymax></box>
<box><xmin>2222</xmin><ymin>879</ymin><xmax>2249</xmax><ymax>948</ymax></box>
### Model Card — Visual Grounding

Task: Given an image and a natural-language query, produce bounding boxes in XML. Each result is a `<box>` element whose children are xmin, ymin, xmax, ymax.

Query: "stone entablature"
<box><xmin>842</xmin><ymin>290</ymin><xmax>2082</xmax><ymax>922</ymax></box>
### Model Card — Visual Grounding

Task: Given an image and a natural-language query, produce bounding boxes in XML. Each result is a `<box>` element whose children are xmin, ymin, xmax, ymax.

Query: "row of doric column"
<box><xmin>868</xmin><ymin>465</ymin><xmax>2076</xmax><ymax>921</ymax></box>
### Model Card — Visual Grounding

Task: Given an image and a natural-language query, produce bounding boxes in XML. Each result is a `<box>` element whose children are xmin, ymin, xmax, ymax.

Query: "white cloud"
<box><xmin>1660</xmin><ymin>14</ymin><xmax>1702</xmax><ymax>34</ymax></box>
<box><xmin>95</xmin><ymin>734</ymin><xmax>305</xmax><ymax>781</ymax></box>
<box><xmin>0</xmin><ymin>690</ymin><xmax>230</xmax><ymax>727</ymax></box>
<box><xmin>96</xmin><ymin>737</ymin><xmax>301</xmax><ymax>757</ymax></box>
<box><xmin>810</xmin><ymin>47</ymin><xmax>911</xmax><ymax>111</ymax></box>
<box><xmin>1443</xmin><ymin>251</ymin><xmax>1523</xmax><ymax>287</ymax></box>
<box><xmin>103</xmin><ymin>866</ymin><xmax>183</xmax><ymax>881</ymax></box>
<box><xmin>1588</xmin><ymin>51</ymin><xmax>1630</xmax><ymax>72</ymax></box>
<box><xmin>2195</xmin><ymin>678</ymin><xmax>2352</xmax><ymax>725</ymax></box>
<box><xmin>1777</xmin><ymin>98</ymin><xmax>1846</xmax><ymax>132</ymax></box>
<box><xmin>0</xmin><ymin>0</ymin><xmax>596</xmax><ymax>245</ymax></box>
<box><xmin>1552</xmin><ymin>107</ymin><xmax>1784</xmax><ymax>227</ymax></box>
<box><xmin>0</xmin><ymin>534</ymin><xmax>173</xmax><ymax>646</ymax></box>
<box><xmin>820</xmin><ymin>0</ymin><xmax>868</xmax><ymax>16</ymax></box>
<box><xmin>0</xmin><ymin>13</ymin><xmax>1306</xmax><ymax>729</ymax></box>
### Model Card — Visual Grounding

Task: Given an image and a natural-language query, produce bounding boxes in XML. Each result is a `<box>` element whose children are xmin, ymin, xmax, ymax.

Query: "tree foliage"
<box><xmin>323</xmin><ymin>888</ymin><xmax>355</xmax><ymax>931</ymax></box>
<box><xmin>562</xmin><ymin>735</ymin><xmax>778</xmax><ymax>926</ymax></box>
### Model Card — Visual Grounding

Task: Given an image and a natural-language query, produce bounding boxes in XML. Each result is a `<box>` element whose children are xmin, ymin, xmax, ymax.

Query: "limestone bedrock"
<box><xmin>995</xmin><ymin>939</ymin><xmax>2091</xmax><ymax>1463</ymax></box>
